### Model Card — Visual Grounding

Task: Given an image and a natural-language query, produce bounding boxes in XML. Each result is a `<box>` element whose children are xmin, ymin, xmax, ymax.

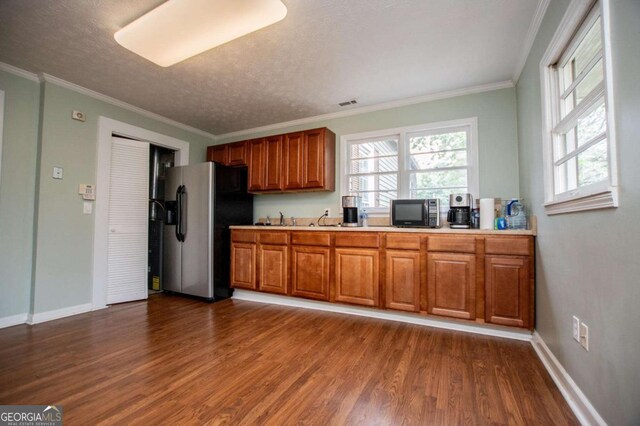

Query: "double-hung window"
<box><xmin>343</xmin><ymin>118</ymin><xmax>479</xmax><ymax>214</ymax></box>
<box><xmin>541</xmin><ymin>0</ymin><xmax>618</xmax><ymax>214</ymax></box>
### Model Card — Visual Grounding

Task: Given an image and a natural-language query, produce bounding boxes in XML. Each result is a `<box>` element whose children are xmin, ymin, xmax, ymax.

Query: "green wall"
<box><xmin>516</xmin><ymin>0</ymin><xmax>640</xmax><ymax>424</ymax></box>
<box><xmin>0</xmin><ymin>70</ymin><xmax>40</xmax><ymax>318</ymax></box>
<box><xmin>0</xmin><ymin>72</ymin><xmax>214</xmax><ymax>318</ymax></box>
<box><xmin>217</xmin><ymin>88</ymin><xmax>520</xmax><ymax>220</ymax></box>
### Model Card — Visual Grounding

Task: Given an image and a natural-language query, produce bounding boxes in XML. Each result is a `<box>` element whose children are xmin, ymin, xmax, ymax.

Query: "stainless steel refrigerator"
<box><xmin>163</xmin><ymin>162</ymin><xmax>252</xmax><ymax>301</ymax></box>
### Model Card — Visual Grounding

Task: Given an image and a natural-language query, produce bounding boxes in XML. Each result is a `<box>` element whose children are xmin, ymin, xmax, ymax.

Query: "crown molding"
<box><xmin>216</xmin><ymin>80</ymin><xmax>514</xmax><ymax>141</ymax></box>
<box><xmin>38</xmin><ymin>73</ymin><xmax>215</xmax><ymax>140</ymax></box>
<box><xmin>513</xmin><ymin>0</ymin><xmax>551</xmax><ymax>83</ymax></box>
<box><xmin>0</xmin><ymin>61</ymin><xmax>40</xmax><ymax>82</ymax></box>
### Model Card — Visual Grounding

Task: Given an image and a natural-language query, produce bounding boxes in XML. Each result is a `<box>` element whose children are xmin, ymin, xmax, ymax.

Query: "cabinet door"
<box><xmin>207</xmin><ymin>145</ymin><xmax>228</xmax><ymax>165</ymax></box>
<box><xmin>334</xmin><ymin>248</ymin><xmax>379</xmax><ymax>307</ymax></box>
<box><xmin>283</xmin><ymin>132</ymin><xmax>304</xmax><ymax>190</ymax></box>
<box><xmin>231</xmin><ymin>243</ymin><xmax>256</xmax><ymax>289</ymax></box>
<box><xmin>228</xmin><ymin>141</ymin><xmax>248</xmax><ymax>166</ymax></box>
<box><xmin>264</xmin><ymin>135</ymin><xmax>283</xmax><ymax>190</ymax></box>
<box><xmin>427</xmin><ymin>253</ymin><xmax>476</xmax><ymax>319</ymax></box>
<box><xmin>485</xmin><ymin>256</ymin><xmax>530</xmax><ymax>328</ymax></box>
<box><xmin>302</xmin><ymin>128</ymin><xmax>325</xmax><ymax>188</ymax></box>
<box><xmin>248</xmin><ymin>139</ymin><xmax>265</xmax><ymax>191</ymax></box>
<box><xmin>258</xmin><ymin>244</ymin><xmax>288</xmax><ymax>295</ymax></box>
<box><xmin>291</xmin><ymin>246</ymin><xmax>330</xmax><ymax>301</ymax></box>
<box><xmin>385</xmin><ymin>250</ymin><xmax>420</xmax><ymax>312</ymax></box>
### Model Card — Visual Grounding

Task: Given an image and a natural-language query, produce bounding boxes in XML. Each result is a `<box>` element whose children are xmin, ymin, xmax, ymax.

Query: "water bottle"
<box><xmin>360</xmin><ymin>209</ymin><xmax>369</xmax><ymax>227</ymax></box>
<box><xmin>506</xmin><ymin>199</ymin><xmax>527</xmax><ymax>230</ymax></box>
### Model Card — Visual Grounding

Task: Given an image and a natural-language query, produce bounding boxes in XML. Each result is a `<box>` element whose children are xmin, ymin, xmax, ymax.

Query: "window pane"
<box><xmin>555</xmin><ymin>157</ymin><xmax>578</xmax><ymax>195</ymax></box>
<box><xmin>409</xmin><ymin>150</ymin><xmax>467</xmax><ymax>170</ymax></box>
<box><xmin>349</xmin><ymin>174</ymin><xmax>397</xmax><ymax>192</ymax></box>
<box><xmin>576</xmin><ymin>99</ymin><xmax>606</xmax><ymax>146</ymax></box>
<box><xmin>411</xmin><ymin>188</ymin><xmax>467</xmax><ymax>208</ymax></box>
<box><xmin>578</xmin><ymin>139</ymin><xmax>608</xmax><ymax>186</ymax></box>
<box><xmin>563</xmin><ymin>59</ymin><xmax>603</xmax><ymax>117</ymax></box>
<box><xmin>350</xmin><ymin>156</ymin><xmax>398</xmax><ymax>174</ymax></box>
<box><xmin>350</xmin><ymin>139</ymin><xmax>398</xmax><ymax>159</ymax></box>
<box><xmin>409</xmin><ymin>169</ymin><xmax>467</xmax><ymax>189</ymax></box>
<box><xmin>561</xmin><ymin>17</ymin><xmax>602</xmax><ymax>91</ymax></box>
<box><xmin>352</xmin><ymin>191</ymin><xmax>397</xmax><ymax>209</ymax></box>
<box><xmin>408</xmin><ymin>131</ymin><xmax>466</xmax><ymax>154</ymax></box>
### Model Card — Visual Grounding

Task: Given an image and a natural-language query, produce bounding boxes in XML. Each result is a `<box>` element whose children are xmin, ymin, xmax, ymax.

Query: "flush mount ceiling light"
<box><xmin>114</xmin><ymin>0</ymin><xmax>288</xmax><ymax>67</ymax></box>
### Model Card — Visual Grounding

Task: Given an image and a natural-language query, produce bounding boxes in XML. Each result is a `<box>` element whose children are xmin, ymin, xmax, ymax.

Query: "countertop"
<box><xmin>230</xmin><ymin>225</ymin><xmax>536</xmax><ymax>236</ymax></box>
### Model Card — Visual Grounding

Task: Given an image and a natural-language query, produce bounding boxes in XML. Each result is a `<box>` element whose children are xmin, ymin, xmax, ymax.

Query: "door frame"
<box><xmin>92</xmin><ymin>117</ymin><xmax>190</xmax><ymax>309</ymax></box>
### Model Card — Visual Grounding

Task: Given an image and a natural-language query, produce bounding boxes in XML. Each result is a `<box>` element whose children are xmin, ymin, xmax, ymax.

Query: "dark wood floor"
<box><xmin>0</xmin><ymin>294</ymin><xmax>577</xmax><ymax>425</ymax></box>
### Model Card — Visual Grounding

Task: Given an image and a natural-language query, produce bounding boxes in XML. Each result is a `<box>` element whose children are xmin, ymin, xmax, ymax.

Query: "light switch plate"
<box><xmin>52</xmin><ymin>167</ymin><xmax>63</xmax><ymax>179</ymax></box>
<box><xmin>579</xmin><ymin>322</ymin><xmax>589</xmax><ymax>351</ymax></box>
<box><xmin>83</xmin><ymin>201</ymin><xmax>93</xmax><ymax>215</ymax></box>
<box><xmin>572</xmin><ymin>316</ymin><xmax>580</xmax><ymax>342</ymax></box>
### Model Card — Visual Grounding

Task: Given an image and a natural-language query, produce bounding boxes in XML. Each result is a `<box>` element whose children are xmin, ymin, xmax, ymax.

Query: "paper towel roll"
<box><xmin>480</xmin><ymin>198</ymin><xmax>495</xmax><ymax>230</ymax></box>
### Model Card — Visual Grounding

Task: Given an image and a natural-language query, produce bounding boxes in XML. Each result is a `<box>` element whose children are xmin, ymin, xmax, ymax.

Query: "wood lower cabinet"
<box><xmin>231</xmin><ymin>243</ymin><xmax>256</xmax><ymax>289</ymax></box>
<box><xmin>427</xmin><ymin>252</ymin><xmax>476</xmax><ymax>320</ymax></box>
<box><xmin>258</xmin><ymin>244</ymin><xmax>288</xmax><ymax>295</ymax></box>
<box><xmin>291</xmin><ymin>246</ymin><xmax>331</xmax><ymax>301</ymax></box>
<box><xmin>334</xmin><ymin>248</ymin><xmax>379</xmax><ymax>307</ymax></box>
<box><xmin>385</xmin><ymin>250</ymin><xmax>420</xmax><ymax>312</ymax></box>
<box><xmin>485</xmin><ymin>256</ymin><xmax>531</xmax><ymax>328</ymax></box>
<box><xmin>230</xmin><ymin>230</ymin><xmax>534</xmax><ymax>330</ymax></box>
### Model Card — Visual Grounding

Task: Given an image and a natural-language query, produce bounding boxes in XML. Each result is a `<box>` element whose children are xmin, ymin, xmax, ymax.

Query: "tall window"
<box><xmin>343</xmin><ymin>118</ymin><xmax>478</xmax><ymax>214</ymax></box>
<box><xmin>541</xmin><ymin>0</ymin><xmax>617</xmax><ymax>214</ymax></box>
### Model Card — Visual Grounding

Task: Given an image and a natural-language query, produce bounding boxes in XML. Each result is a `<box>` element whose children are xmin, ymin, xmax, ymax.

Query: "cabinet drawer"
<box><xmin>232</xmin><ymin>230</ymin><xmax>257</xmax><ymax>243</ymax></box>
<box><xmin>386</xmin><ymin>234</ymin><xmax>421</xmax><ymax>250</ymax></box>
<box><xmin>258</xmin><ymin>232</ymin><xmax>289</xmax><ymax>245</ymax></box>
<box><xmin>428</xmin><ymin>236</ymin><xmax>476</xmax><ymax>253</ymax></box>
<box><xmin>485</xmin><ymin>237</ymin><xmax>531</xmax><ymax>256</ymax></box>
<box><xmin>291</xmin><ymin>232</ymin><xmax>331</xmax><ymax>247</ymax></box>
<box><xmin>335</xmin><ymin>233</ymin><xmax>380</xmax><ymax>248</ymax></box>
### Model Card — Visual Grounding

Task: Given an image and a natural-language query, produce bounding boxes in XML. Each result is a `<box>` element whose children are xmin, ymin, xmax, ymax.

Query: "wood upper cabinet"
<box><xmin>207</xmin><ymin>145</ymin><xmax>228</xmax><ymax>164</ymax></box>
<box><xmin>264</xmin><ymin>135</ymin><xmax>283</xmax><ymax>190</ymax></box>
<box><xmin>258</xmin><ymin>244</ymin><xmax>288</xmax><ymax>295</ymax></box>
<box><xmin>231</xmin><ymin>242</ymin><xmax>256</xmax><ymax>290</ymax></box>
<box><xmin>385</xmin><ymin>250</ymin><xmax>420</xmax><ymax>312</ymax></box>
<box><xmin>283</xmin><ymin>132</ymin><xmax>304</xmax><ymax>190</ymax></box>
<box><xmin>291</xmin><ymin>246</ymin><xmax>330</xmax><ymax>301</ymax></box>
<box><xmin>302</xmin><ymin>128</ymin><xmax>335</xmax><ymax>190</ymax></box>
<box><xmin>427</xmin><ymin>252</ymin><xmax>476</xmax><ymax>319</ymax></box>
<box><xmin>485</xmin><ymin>256</ymin><xmax>531</xmax><ymax>328</ymax></box>
<box><xmin>228</xmin><ymin>141</ymin><xmax>248</xmax><ymax>166</ymax></box>
<box><xmin>334</xmin><ymin>248</ymin><xmax>379</xmax><ymax>307</ymax></box>
<box><xmin>248</xmin><ymin>137</ymin><xmax>282</xmax><ymax>192</ymax></box>
<box><xmin>248</xmin><ymin>139</ymin><xmax>266</xmax><ymax>191</ymax></box>
<box><xmin>207</xmin><ymin>142</ymin><xmax>247</xmax><ymax>166</ymax></box>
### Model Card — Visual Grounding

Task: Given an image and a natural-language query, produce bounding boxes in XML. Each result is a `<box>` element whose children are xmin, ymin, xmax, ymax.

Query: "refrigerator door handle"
<box><xmin>181</xmin><ymin>186</ymin><xmax>187</xmax><ymax>241</ymax></box>
<box><xmin>176</xmin><ymin>185</ymin><xmax>185</xmax><ymax>242</ymax></box>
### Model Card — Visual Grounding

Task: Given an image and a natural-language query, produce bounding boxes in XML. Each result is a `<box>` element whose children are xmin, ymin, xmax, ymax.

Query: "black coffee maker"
<box><xmin>447</xmin><ymin>193</ymin><xmax>472</xmax><ymax>229</ymax></box>
<box><xmin>341</xmin><ymin>196</ymin><xmax>361</xmax><ymax>227</ymax></box>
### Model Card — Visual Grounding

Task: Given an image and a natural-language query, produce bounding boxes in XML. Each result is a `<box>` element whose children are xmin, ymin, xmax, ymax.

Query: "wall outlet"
<box><xmin>52</xmin><ymin>167</ymin><xmax>63</xmax><ymax>179</ymax></box>
<box><xmin>572</xmin><ymin>316</ymin><xmax>580</xmax><ymax>342</ymax></box>
<box><xmin>324</xmin><ymin>208</ymin><xmax>331</xmax><ymax>217</ymax></box>
<box><xmin>579</xmin><ymin>322</ymin><xmax>589</xmax><ymax>351</ymax></box>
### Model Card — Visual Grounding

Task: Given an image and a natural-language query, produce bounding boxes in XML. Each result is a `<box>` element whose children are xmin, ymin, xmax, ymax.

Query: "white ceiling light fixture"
<box><xmin>114</xmin><ymin>0</ymin><xmax>288</xmax><ymax>67</ymax></box>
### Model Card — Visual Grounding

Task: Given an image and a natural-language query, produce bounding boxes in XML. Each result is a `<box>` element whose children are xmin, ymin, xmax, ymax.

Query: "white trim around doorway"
<box><xmin>92</xmin><ymin>117</ymin><xmax>190</xmax><ymax>310</ymax></box>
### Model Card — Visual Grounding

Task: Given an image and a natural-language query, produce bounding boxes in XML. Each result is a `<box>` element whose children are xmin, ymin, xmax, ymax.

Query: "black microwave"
<box><xmin>391</xmin><ymin>199</ymin><xmax>441</xmax><ymax>228</ymax></box>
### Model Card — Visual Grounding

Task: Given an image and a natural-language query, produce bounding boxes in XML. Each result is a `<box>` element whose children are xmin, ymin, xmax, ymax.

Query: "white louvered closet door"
<box><xmin>107</xmin><ymin>137</ymin><xmax>149</xmax><ymax>304</ymax></box>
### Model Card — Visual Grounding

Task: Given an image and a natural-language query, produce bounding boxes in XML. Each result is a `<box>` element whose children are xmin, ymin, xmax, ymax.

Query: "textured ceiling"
<box><xmin>0</xmin><ymin>0</ymin><xmax>539</xmax><ymax>135</ymax></box>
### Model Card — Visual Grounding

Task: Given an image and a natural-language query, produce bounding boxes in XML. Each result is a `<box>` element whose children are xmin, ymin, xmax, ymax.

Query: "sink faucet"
<box><xmin>279</xmin><ymin>211</ymin><xmax>285</xmax><ymax>226</ymax></box>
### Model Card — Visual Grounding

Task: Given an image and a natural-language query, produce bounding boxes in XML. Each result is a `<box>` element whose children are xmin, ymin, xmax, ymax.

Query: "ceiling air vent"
<box><xmin>338</xmin><ymin>99</ymin><xmax>357</xmax><ymax>107</ymax></box>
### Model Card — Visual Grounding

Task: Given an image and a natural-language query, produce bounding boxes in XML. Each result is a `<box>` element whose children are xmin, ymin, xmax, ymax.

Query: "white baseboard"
<box><xmin>531</xmin><ymin>331</ymin><xmax>607</xmax><ymax>426</ymax></box>
<box><xmin>232</xmin><ymin>289</ymin><xmax>532</xmax><ymax>342</ymax></box>
<box><xmin>0</xmin><ymin>313</ymin><xmax>28</xmax><ymax>329</ymax></box>
<box><xmin>26</xmin><ymin>303</ymin><xmax>94</xmax><ymax>325</ymax></box>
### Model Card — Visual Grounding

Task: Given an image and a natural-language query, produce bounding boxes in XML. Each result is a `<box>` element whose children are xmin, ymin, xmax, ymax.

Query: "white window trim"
<box><xmin>340</xmin><ymin>117</ymin><xmax>479</xmax><ymax>215</ymax></box>
<box><xmin>539</xmin><ymin>0</ymin><xmax>618</xmax><ymax>215</ymax></box>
